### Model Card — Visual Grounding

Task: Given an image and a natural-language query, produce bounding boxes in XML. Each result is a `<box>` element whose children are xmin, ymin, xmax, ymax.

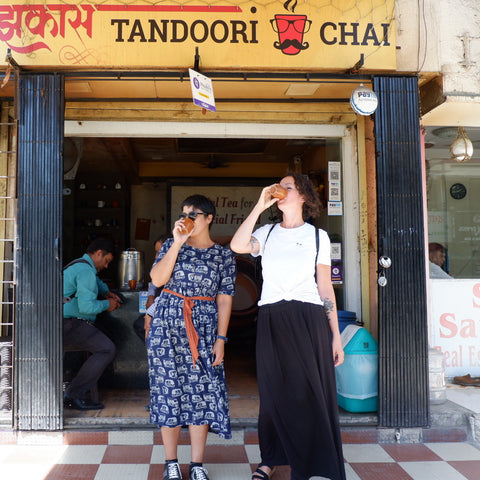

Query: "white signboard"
<box><xmin>189</xmin><ymin>68</ymin><xmax>216</xmax><ymax>113</ymax></box>
<box><xmin>171</xmin><ymin>185</ymin><xmax>269</xmax><ymax>244</ymax></box>
<box><xmin>430</xmin><ymin>279</ymin><xmax>480</xmax><ymax>377</ymax></box>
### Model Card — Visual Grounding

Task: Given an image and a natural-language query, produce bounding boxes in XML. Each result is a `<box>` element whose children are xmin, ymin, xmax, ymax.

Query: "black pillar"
<box><xmin>373</xmin><ymin>76</ymin><xmax>429</xmax><ymax>427</ymax></box>
<box><xmin>15</xmin><ymin>74</ymin><xmax>64</xmax><ymax>430</ymax></box>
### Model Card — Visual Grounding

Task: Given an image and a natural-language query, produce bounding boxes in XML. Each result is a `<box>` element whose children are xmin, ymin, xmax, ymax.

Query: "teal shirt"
<box><xmin>63</xmin><ymin>253</ymin><xmax>110</xmax><ymax>321</ymax></box>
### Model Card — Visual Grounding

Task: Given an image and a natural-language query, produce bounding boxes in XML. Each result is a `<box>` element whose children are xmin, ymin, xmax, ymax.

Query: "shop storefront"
<box><xmin>0</xmin><ymin>0</ymin><xmax>432</xmax><ymax>432</ymax></box>
<box><xmin>423</xmin><ymin>124</ymin><xmax>480</xmax><ymax>379</ymax></box>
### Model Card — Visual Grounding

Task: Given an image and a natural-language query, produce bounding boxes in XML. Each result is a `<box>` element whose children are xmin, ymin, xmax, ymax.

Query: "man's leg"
<box><xmin>63</xmin><ymin>318</ymin><xmax>116</xmax><ymax>401</ymax></box>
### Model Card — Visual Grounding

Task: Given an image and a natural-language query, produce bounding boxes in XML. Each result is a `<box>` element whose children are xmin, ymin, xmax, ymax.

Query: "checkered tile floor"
<box><xmin>1</xmin><ymin>429</ymin><xmax>480</xmax><ymax>480</ymax></box>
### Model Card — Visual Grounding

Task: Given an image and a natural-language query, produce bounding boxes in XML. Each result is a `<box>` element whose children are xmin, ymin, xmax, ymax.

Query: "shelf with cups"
<box><xmin>72</xmin><ymin>176</ymin><xmax>130</xmax><ymax>265</ymax></box>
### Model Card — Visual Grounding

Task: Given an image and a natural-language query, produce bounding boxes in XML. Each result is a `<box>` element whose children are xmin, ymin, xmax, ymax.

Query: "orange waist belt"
<box><xmin>163</xmin><ymin>288</ymin><xmax>214</xmax><ymax>366</ymax></box>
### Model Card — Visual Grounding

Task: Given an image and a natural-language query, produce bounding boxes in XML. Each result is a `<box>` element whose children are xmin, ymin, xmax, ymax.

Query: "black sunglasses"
<box><xmin>179</xmin><ymin>211</ymin><xmax>209</xmax><ymax>220</ymax></box>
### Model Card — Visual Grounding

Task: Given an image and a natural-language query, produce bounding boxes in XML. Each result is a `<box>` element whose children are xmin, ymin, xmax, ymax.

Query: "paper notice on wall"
<box><xmin>328</xmin><ymin>161</ymin><xmax>341</xmax><ymax>201</ymax></box>
<box><xmin>331</xmin><ymin>265</ymin><xmax>343</xmax><ymax>284</ymax></box>
<box><xmin>328</xmin><ymin>201</ymin><xmax>343</xmax><ymax>216</ymax></box>
<box><xmin>328</xmin><ymin>161</ymin><xmax>341</xmax><ymax>182</ymax></box>
<box><xmin>331</xmin><ymin>243</ymin><xmax>342</xmax><ymax>261</ymax></box>
<box><xmin>329</xmin><ymin>182</ymin><xmax>341</xmax><ymax>201</ymax></box>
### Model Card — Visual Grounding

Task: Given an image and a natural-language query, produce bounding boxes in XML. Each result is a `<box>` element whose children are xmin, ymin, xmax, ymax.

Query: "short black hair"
<box><xmin>181</xmin><ymin>195</ymin><xmax>216</xmax><ymax>219</ymax></box>
<box><xmin>86</xmin><ymin>238</ymin><xmax>115</xmax><ymax>255</ymax></box>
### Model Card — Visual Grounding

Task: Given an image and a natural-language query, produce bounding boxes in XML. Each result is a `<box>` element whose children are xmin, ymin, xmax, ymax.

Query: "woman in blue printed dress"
<box><xmin>146</xmin><ymin>194</ymin><xmax>236</xmax><ymax>480</ymax></box>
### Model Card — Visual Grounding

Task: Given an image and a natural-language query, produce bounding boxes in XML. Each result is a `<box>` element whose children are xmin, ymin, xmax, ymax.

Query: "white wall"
<box><xmin>396</xmin><ymin>0</ymin><xmax>480</xmax><ymax>97</ymax></box>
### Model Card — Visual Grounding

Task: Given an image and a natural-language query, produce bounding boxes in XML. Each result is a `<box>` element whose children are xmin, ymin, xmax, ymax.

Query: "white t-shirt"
<box><xmin>252</xmin><ymin>223</ymin><xmax>331</xmax><ymax>306</ymax></box>
<box><xmin>429</xmin><ymin>261</ymin><xmax>452</xmax><ymax>279</ymax></box>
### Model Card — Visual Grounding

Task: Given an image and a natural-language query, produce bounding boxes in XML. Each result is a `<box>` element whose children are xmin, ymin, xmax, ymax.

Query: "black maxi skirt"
<box><xmin>256</xmin><ymin>300</ymin><xmax>346</xmax><ymax>480</ymax></box>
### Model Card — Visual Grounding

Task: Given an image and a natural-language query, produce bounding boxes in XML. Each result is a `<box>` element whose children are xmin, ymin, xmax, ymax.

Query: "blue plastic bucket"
<box><xmin>338</xmin><ymin>310</ymin><xmax>357</xmax><ymax>333</ymax></box>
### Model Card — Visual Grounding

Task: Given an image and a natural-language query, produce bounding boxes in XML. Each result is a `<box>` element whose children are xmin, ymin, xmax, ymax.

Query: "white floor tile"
<box><xmin>425</xmin><ymin>442</ymin><xmax>480</xmax><ymax>460</ymax></box>
<box><xmin>16</xmin><ymin>431</ymin><xmax>64</xmax><ymax>445</ymax></box>
<box><xmin>0</xmin><ymin>463</ymin><xmax>54</xmax><ymax>480</ymax></box>
<box><xmin>244</xmin><ymin>444</ymin><xmax>261</xmax><ymax>464</ymax></box>
<box><xmin>1</xmin><ymin>445</ymin><xmax>67</xmax><ymax>464</ymax></box>
<box><xmin>344</xmin><ymin>464</ymin><xmax>362</xmax><ymax>480</ymax></box>
<box><xmin>109</xmin><ymin>430</ymin><xmax>154</xmax><ymax>445</ymax></box>
<box><xmin>0</xmin><ymin>445</ymin><xmax>15</xmax><ymax>462</ymax></box>
<box><xmin>56</xmin><ymin>445</ymin><xmax>107</xmax><ymax>464</ymax></box>
<box><xmin>342</xmin><ymin>444</ymin><xmax>394</xmax><ymax>463</ymax></box>
<box><xmin>205</xmin><ymin>463</ymin><xmax>254</xmax><ymax>480</ymax></box>
<box><xmin>207</xmin><ymin>430</ymin><xmax>244</xmax><ymax>445</ymax></box>
<box><xmin>95</xmin><ymin>463</ymin><xmax>150</xmax><ymax>480</ymax></box>
<box><xmin>446</xmin><ymin>384</ymin><xmax>480</xmax><ymax>413</ymax></box>
<box><xmin>150</xmin><ymin>444</ymin><xmax>191</xmax><ymax>464</ymax></box>
<box><xmin>399</xmin><ymin>461</ymin><xmax>468</xmax><ymax>480</ymax></box>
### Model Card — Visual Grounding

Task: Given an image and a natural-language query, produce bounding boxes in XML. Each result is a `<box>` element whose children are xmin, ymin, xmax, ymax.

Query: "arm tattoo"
<box><xmin>323</xmin><ymin>298</ymin><xmax>335</xmax><ymax>318</ymax></box>
<box><xmin>249</xmin><ymin>236</ymin><xmax>259</xmax><ymax>252</ymax></box>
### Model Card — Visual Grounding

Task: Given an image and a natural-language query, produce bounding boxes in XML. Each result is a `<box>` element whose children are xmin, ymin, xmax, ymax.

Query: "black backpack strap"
<box><xmin>254</xmin><ymin>224</ymin><xmax>276</xmax><ymax>282</ymax></box>
<box><xmin>63</xmin><ymin>258</ymin><xmax>90</xmax><ymax>271</ymax></box>
<box><xmin>315</xmin><ymin>228</ymin><xmax>320</xmax><ymax>283</ymax></box>
<box><xmin>265</xmin><ymin>223</ymin><xmax>276</xmax><ymax>245</ymax></box>
<box><xmin>63</xmin><ymin>258</ymin><xmax>91</xmax><ymax>303</ymax></box>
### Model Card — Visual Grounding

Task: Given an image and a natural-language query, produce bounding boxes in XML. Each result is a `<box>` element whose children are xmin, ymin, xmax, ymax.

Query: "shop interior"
<box><xmin>62</xmin><ymin>135</ymin><xmax>345</xmax><ymax>425</ymax></box>
<box><xmin>424</xmin><ymin>126</ymin><xmax>480</xmax><ymax>278</ymax></box>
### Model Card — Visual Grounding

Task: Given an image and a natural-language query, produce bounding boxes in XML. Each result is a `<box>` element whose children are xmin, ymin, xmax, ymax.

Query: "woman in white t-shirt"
<box><xmin>230</xmin><ymin>173</ymin><xmax>346</xmax><ymax>480</ymax></box>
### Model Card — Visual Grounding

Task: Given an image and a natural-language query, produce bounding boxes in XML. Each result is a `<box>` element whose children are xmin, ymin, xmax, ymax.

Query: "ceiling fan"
<box><xmin>199</xmin><ymin>154</ymin><xmax>230</xmax><ymax>169</ymax></box>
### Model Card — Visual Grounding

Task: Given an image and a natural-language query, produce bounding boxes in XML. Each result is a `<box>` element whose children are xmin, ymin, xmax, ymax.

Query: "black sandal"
<box><xmin>252</xmin><ymin>465</ymin><xmax>276</xmax><ymax>480</ymax></box>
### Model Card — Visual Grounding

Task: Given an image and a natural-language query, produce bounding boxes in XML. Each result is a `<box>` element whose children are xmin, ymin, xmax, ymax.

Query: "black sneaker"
<box><xmin>190</xmin><ymin>465</ymin><xmax>209</xmax><ymax>480</ymax></box>
<box><xmin>164</xmin><ymin>461</ymin><xmax>182</xmax><ymax>480</ymax></box>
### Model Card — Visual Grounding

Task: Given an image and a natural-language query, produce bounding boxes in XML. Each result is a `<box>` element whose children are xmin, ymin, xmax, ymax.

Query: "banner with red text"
<box><xmin>0</xmin><ymin>0</ymin><xmax>396</xmax><ymax>69</ymax></box>
<box><xmin>430</xmin><ymin>279</ymin><xmax>480</xmax><ymax>377</ymax></box>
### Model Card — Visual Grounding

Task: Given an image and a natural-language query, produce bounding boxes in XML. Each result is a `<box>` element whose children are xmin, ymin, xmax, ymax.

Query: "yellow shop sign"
<box><xmin>0</xmin><ymin>0</ymin><xmax>396</xmax><ymax>70</ymax></box>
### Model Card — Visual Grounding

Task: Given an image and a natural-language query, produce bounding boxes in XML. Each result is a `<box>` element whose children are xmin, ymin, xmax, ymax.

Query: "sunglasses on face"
<box><xmin>179</xmin><ymin>211</ymin><xmax>209</xmax><ymax>220</ymax></box>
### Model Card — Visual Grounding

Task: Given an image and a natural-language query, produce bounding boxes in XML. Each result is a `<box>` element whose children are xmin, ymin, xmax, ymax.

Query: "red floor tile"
<box><xmin>102</xmin><ymin>444</ymin><xmax>153</xmax><ymax>464</ymax></box>
<box><xmin>350</xmin><ymin>462</ymin><xmax>414</xmax><ymax>480</ymax></box>
<box><xmin>448</xmin><ymin>460</ymin><xmax>480</xmax><ymax>480</ymax></box>
<box><xmin>63</xmin><ymin>430</ymin><xmax>109</xmax><ymax>445</ymax></box>
<box><xmin>341</xmin><ymin>428</ymin><xmax>378</xmax><ymax>444</ymax></box>
<box><xmin>422</xmin><ymin>427</ymin><xmax>468</xmax><ymax>443</ymax></box>
<box><xmin>148</xmin><ymin>464</ymin><xmax>164</xmax><ymax>480</ymax></box>
<box><xmin>203</xmin><ymin>445</ymin><xmax>249</xmax><ymax>463</ymax></box>
<box><xmin>153</xmin><ymin>430</ymin><xmax>163</xmax><ymax>444</ymax></box>
<box><xmin>43</xmin><ymin>464</ymin><xmax>99</xmax><ymax>480</ymax></box>
<box><xmin>382</xmin><ymin>444</ymin><xmax>443</xmax><ymax>462</ymax></box>
<box><xmin>244</xmin><ymin>429</ymin><xmax>259</xmax><ymax>444</ymax></box>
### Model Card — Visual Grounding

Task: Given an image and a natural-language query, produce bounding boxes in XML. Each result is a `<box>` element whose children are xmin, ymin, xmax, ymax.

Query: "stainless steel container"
<box><xmin>118</xmin><ymin>248</ymin><xmax>145</xmax><ymax>290</ymax></box>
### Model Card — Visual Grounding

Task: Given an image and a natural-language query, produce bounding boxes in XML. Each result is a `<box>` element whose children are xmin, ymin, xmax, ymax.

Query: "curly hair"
<box><xmin>283</xmin><ymin>172</ymin><xmax>322</xmax><ymax>220</ymax></box>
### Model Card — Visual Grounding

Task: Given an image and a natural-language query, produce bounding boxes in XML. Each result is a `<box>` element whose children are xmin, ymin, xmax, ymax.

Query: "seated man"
<box><xmin>429</xmin><ymin>242</ymin><xmax>452</xmax><ymax>279</ymax></box>
<box><xmin>63</xmin><ymin>238</ymin><xmax>122</xmax><ymax>410</ymax></box>
<box><xmin>133</xmin><ymin>233</ymin><xmax>171</xmax><ymax>342</ymax></box>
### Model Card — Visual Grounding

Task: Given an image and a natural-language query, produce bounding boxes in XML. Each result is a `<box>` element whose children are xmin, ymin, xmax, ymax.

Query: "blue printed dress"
<box><xmin>147</xmin><ymin>239</ymin><xmax>236</xmax><ymax>438</ymax></box>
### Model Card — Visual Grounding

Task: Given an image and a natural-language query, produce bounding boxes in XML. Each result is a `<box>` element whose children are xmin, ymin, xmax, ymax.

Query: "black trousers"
<box><xmin>63</xmin><ymin>318</ymin><xmax>116</xmax><ymax>400</ymax></box>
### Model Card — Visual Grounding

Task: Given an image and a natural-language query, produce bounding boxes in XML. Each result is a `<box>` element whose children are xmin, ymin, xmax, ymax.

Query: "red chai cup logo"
<box><xmin>270</xmin><ymin>14</ymin><xmax>311</xmax><ymax>55</ymax></box>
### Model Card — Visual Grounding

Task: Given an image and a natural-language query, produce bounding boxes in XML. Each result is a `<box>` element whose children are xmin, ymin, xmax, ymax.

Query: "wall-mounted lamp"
<box><xmin>350</xmin><ymin>84</ymin><xmax>378</xmax><ymax>116</ymax></box>
<box><xmin>450</xmin><ymin>127</ymin><xmax>473</xmax><ymax>162</ymax></box>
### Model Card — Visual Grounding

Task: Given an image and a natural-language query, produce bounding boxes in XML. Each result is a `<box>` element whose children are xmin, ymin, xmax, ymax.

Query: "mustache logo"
<box><xmin>273</xmin><ymin>38</ymin><xmax>309</xmax><ymax>52</ymax></box>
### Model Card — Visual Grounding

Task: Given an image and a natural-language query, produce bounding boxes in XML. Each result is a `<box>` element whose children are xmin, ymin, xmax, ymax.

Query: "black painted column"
<box><xmin>15</xmin><ymin>74</ymin><xmax>64</xmax><ymax>430</ymax></box>
<box><xmin>373</xmin><ymin>76</ymin><xmax>429</xmax><ymax>427</ymax></box>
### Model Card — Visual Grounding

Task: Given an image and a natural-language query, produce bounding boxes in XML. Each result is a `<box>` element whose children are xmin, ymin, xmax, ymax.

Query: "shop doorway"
<box><xmin>62</xmin><ymin>122</ymin><xmax>360</xmax><ymax>426</ymax></box>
